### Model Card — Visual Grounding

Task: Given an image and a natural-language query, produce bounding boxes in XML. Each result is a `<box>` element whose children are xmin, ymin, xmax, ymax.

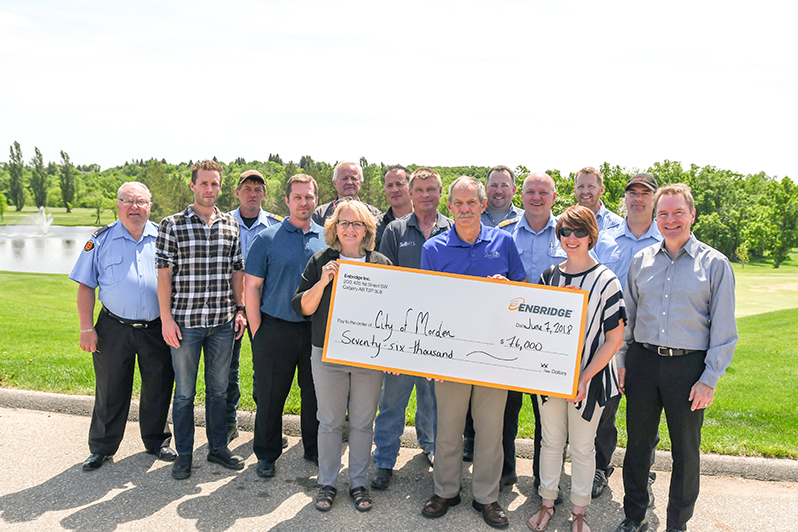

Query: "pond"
<box><xmin>0</xmin><ymin>225</ymin><xmax>100</xmax><ymax>274</ymax></box>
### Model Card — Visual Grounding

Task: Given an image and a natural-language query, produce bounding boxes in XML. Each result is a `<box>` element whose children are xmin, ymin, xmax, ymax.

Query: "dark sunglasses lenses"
<box><xmin>559</xmin><ymin>227</ymin><xmax>588</xmax><ymax>238</ymax></box>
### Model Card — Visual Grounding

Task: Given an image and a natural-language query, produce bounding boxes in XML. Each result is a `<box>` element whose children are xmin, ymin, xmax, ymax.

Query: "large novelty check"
<box><xmin>323</xmin><ymin>261</ymin><xmax>589</xmax><ymax>398</ymax></box>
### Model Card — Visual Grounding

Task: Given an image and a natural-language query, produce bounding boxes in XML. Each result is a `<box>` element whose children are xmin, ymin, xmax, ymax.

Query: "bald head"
<box><xmin>521</xmin><ymin>172</ymin><xmax>557</xmax><ymax>230</ymax></box>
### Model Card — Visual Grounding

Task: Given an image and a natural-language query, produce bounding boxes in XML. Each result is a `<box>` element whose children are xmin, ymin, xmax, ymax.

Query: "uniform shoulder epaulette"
<box><xmin>84</xmin><ymin>224</ymin><xmax>112</xmax><ymax>252</ymax></box>
<box><xmin>271</xmin><ymin>214</ymin><xmax>284</xmax><ymax>222</ymax></box>
<box><xmin>498</xmin><ymin>218</ymin><xmax>518</xmax><ymax>229</ymax></box>
<box><xmin>92</xmin><ymin>224</ymin><xmax>113</xmax><ymax>238</ymax></box>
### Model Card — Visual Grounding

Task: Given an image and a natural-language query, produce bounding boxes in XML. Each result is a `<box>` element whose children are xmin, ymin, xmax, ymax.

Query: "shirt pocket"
<box><xmin>99</xmin><ymin>254</ymin><xmax>124</xmax><ymax>285</ymax></box>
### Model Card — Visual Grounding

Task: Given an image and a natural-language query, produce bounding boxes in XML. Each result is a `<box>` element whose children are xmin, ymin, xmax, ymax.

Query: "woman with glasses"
<box><xmin>292</xmin><ymin>200</ymin><xmax>391</xmax><ymax>513</ymax></box>
<box><xmin>528</xmin><ymin>205</ymin><xmax>626</xmax><ymax>532</ymax></box>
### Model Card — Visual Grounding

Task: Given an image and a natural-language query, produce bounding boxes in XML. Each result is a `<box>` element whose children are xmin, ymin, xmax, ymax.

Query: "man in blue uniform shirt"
<box><xmin>420</xmin><ymin>176</ymin><xmax>526</xmax><ymax>530</ymax></box>
<box><xmin>481</xmin><ymin>165</ymin><xmax>523</xmax><ymax>228</ymax></box>
<box><xmin>244</xmin><ymin>174</ymin><xmax>327</xmax><ymax>478</ymax></box>
<box><xmin>226</xmin><ymin>169</ymin><xmax>281</xmax><ymax>443</ymax></box>
<box><xmin>70</xmin><ymin>181</ymin><xmax>176</xmax><ymax>471</ymax></box>
<box><xmin>592</xmin><ymin>173</ymin><xmax>662</xmax><ymax>500</ymax></box>
<box><xmin>575</xmin><ymin>166</ymin><xmax>623</xmax><ymax>231</ymax></box>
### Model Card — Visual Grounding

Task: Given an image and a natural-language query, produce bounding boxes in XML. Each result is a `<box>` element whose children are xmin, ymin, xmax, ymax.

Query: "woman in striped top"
<box><xmin>528</xmin><ymin>205</ymin><xmax>626</xmax><ymax>532</ymax></box>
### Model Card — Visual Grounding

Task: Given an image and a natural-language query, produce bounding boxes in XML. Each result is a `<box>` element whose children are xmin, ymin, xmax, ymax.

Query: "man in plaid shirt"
<box><xmin>156</xmin><ymin>159</ymin><xmax>248</xmax><ymax>480</ymax></box>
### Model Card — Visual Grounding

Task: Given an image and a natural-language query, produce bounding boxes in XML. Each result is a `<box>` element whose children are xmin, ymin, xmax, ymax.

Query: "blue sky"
<box><xmin>1</xmin><ymin>0</ymin><xmax>795</xmax><ymax>179</ymax></box>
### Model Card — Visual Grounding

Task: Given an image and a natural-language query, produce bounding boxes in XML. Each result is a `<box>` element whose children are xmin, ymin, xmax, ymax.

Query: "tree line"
<box><xmin>1</xmin><ymin>143</ymin><xmax>796</xmax><ymax>267</ymax></box>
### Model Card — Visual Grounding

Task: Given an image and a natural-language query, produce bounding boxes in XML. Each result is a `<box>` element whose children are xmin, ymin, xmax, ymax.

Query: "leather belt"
<box><xmin>102</xmin><ymin>307</ymin><xmax>158</xmax><ymax>329</ymax></box>
<box><xmin>642</xmin><ymin>343</ymin><xmax>701</xmax><ymax>357</ymax></box>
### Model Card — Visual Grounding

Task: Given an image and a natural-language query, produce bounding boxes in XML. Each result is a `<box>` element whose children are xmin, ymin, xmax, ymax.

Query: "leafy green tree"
<box><xmin>29</xmin><ymin>147</ymin><xmax>48</xmax><ymax>207</ymax></box>
<box><xmin>0</xmin><ymin>191</ymin><xmax>7</xmax><ymax>220</ymax></box>
<box><xmin>8</xmin><ymin>141</ymin><xmax>25</xmax><ymax>211</ymax></box>
<box><xmin>59</xmin><ymin>150</ymin><xmax>76</xmax><ymax>212</ymax></box>
<box><xmin>764</xmin><ymin>178</ymin><xmax>798</xmax><ymax>268</ymax></box>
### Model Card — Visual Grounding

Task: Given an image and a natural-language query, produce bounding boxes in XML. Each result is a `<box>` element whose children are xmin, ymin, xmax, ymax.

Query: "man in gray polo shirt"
<box><xmin>371</xmin><ymin>167</ymin><xmax>453</xmax><ymax>490</ymax></box>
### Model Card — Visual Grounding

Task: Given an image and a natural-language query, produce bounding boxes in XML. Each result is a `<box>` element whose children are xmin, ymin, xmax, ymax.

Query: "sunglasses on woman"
<box><xmin>558</xmin><ymin>226</ymin><xmax>589</xmax><ymax>238</ymax></box>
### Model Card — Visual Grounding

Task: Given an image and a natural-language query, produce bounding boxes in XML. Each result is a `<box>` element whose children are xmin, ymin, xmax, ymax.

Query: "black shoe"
<box><xmin>146</xmin><ymin>446</ymin><xmax>177</xmax><ymax>462</ymax></box>
<box><xmin>665</xmin><ymin>529</ymin><xmax>685</xmax><ymax>532</ymax></box>
<box><xmin>82</xmin><ymin>453</ymin><xmax>110</xmax><ymax>471</ymax></box>
<box><xmin>282</xmin><ymin>433</ymin><xmax>289</xmax><ymax>449</ymax></box>
<box><xmin>303</xmin><ymin>453</ymin><xmax>319</xmax><ymax>467</ymax></box>
<box><xmin>256</xmin><ymin>459</ymin><xmax>275</xmax><ymax>478</ymax></box>
<box><xmin>500</xmin><ymin>473</ymin><xmax>517</xmax><ymax>490</ymax></box>
<box><xmin>172</xmin><ymin>454</ymin><xmax>192</xmax><ymax>480</ymax></box>
<box><xmin>592</xmin><ymin>469</ymin><xmax>608</xmax><ymax>498</ymax></box>
<box><xmin>463</xmin><ymin>438</ymin><xmax>474</xmax><ymax>462</ymax></box>
<box><xmin>371</xmin><ymin>468</ymin><xmax>392</xmax><ymax>490</ymax></box>
<box><xmin>616</xmin><ymin>518</ymin><xmax>648</xmax><ymax>532</ymax></box>
<box><xmin>472</xmin><ymin>500</ymin><xmax>509</xmax><ymax>529</ymax></box>
<box><xmin>227</xmin><ymin>425</ymin><xmax>239</xmax><ymax>444</ymax></box>
<box><xmin>422</xmin><ymin>493</ymin><xmax>461</xmax><ymax>518</ymax></box>
<box><xmin>207</xmin><ymin>447</ymin><xmax>245</xmax><ymax>470</ymax></box>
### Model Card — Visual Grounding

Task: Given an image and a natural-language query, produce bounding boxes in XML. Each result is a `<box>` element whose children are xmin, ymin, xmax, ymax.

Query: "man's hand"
<box><xmin>688</xmin><ymin>381</ymin><xmax>715</xmax><ymax>411</ymax></box>
<box><xmin>234</xmin><ymin>310</ymin><xmax>247</xmax><ymax>340</ymax></box>
<box><xmin>79</xmin><ymin>330</ymin><xmax>98</xmax><ymax>353</ymax></box>
<box><xmin>618</xmin><ymin>367</ymin><xmax>626</xmax><ymax>395</ymax></box>
<box><xmin>161</xmin><ymin>317</ymin><xmax>182</xmax><ymax>348</ymax></box>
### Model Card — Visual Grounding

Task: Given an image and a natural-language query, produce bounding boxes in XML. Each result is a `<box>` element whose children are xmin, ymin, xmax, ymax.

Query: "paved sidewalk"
<box><xmin>0</xmin><ymin>392</ymin><xmax>797</xmax><ymax>531</ymax></box>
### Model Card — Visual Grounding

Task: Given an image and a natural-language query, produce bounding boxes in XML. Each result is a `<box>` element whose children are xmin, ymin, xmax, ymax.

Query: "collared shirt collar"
<box><xmin>447</xmin><ymin>223</ymin><xmax>491</xmax><ymax>247</ymax></box>
<box><xmin>408</xmin><ymin>211</ymin><xmax>450</xmax><ymax>230</ymax></box>
<box><xmin>111</xmin><ymin>220</ymin><xmax>158</xmax><ymax>243</ymax></box>
<box><xmin>183</xmin><ymin>204</ymin><xmax>222</xmax><ymax>222</ymax></box>
<box><xmin>282</xmin><ymin>216</ymin><xmax>322</xmax><ymax>235</ymax></box>
<box><xmin>518</xmin><ymin>212</ymin><xmax>556</xmax><ymax>235</ymax></box>
<box><xmin>656</xmin><ymin>233</ymin><xmax>699</xmax><ymax>259</ymax></box>
<box><xmin>620</xmin><ymin>219</ymin><xmax>662</xmax><ymax>241</ymax></box>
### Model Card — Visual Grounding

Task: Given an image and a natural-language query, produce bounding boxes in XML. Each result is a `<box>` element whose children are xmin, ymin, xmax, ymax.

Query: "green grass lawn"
<box><xmin>1</xmin><ymin>267</ymin><xmax>796</xmax><ymax>458</ymax></box>
<box><xmin>0</xmin><ymin>206</ymin><xmax>113</xmax><ymax>227</ymax></box>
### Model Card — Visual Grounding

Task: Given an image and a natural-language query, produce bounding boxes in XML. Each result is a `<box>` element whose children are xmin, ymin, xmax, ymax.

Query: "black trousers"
<box><xmin>251</xmin><ymin>314</ymin><xmax>318</xmax><ymax>462</ymax></box>
<box><xmin>90</xmin><ymin>312</ymin><xmax>174</xmax><ymax>455</ymax></box>
<box><xmin>595</xmin><ymin>393</ymin><xmax>659</xmax><ymax>475</ymax></box>
<box><xmin>465</xmin><ymin>390</ymin><xmax>541</xmax><ymax>480</ymax></box>
<box><xmin>622</xmin><ymin>342</ymin><xmax>706</xmax><ymax>530</ymax></box>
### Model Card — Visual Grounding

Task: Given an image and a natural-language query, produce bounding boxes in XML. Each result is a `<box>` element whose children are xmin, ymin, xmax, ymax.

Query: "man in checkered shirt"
<box><xmin>156</xmin><ymin>159</ymin><xmax>248</xmax><ymax>480</ymax></box>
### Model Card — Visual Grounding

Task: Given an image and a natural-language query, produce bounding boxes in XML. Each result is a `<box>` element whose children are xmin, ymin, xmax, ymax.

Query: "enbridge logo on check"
<box><xmin>508</xmin><ymin>297</ymin><xmax>573</xmax><ymax>318</ymax></box>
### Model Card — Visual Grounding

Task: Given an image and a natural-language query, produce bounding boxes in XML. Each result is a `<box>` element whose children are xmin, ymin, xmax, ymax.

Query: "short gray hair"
<box><xmin>117</xmin><ymin>181</ymin><xmax>152</xmax><ymax>201</ymax></box>
<box><xmin>448</xmin><ymin>175</ymin><xmax>485</xmax><ymax>204</ymax></box>
<box><xmin>332</xmin><ymin>161</ymin><xmax>363</xmax><ymax>182</ymax></box>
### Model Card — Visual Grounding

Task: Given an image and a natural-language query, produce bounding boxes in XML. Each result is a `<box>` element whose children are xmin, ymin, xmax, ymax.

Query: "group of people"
<box><xmin>70</xmin><ymin>159</ymin><xmax>737</xmax><ymax>532</ymax></box>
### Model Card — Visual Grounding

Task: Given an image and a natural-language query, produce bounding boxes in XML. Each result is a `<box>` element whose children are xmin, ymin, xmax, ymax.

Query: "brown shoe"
<box><xmin>422</xmin><ymin>493</ymin><xmax>461</xmax><ymax>518</ymax></box>
<box><xmin>472</xmin><ymin>500</ymin><xmax>509</xmax><ymax>529</ymax></box>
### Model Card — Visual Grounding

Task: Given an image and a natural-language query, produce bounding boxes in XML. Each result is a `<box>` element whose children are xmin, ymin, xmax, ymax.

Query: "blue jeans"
<box><xmin>171</xmin><ymin>320</ymin><xmax>235</xmax><ymax>455</ymax></box>
<box><xmin>372</xmin><ymin>373</ymin><xmax>437</xmax><ymax>469</ymax></box>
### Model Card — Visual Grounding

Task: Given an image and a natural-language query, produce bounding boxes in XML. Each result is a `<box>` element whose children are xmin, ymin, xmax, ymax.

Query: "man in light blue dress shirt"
<box><xmin>226</xmin><ymin>170</ymin><xmax>281</xmax><ymax>442</ymax></box>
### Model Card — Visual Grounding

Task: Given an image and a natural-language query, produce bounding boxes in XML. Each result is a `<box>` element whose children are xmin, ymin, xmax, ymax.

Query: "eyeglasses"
<box><xmin>337</xmin><ymin>220</ymin><xmax>365</xmax><ymax>229</ymax></box>
<box><xmin>118</xmin><ymin>199</ymin><xmax>151</xmax><ymax>206</ymax></box>
<box><xmin>558</xmin><ymin>227</ymin><xmax>589</xmax><ymax>238</ymax></box>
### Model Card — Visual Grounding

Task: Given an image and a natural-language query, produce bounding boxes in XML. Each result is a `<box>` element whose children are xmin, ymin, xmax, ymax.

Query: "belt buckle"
<box><xmin>132</xmin><ymin>323</ymin><xmax>146</xmax><ymax>329</ymax></box>
<box><xmin>657</xmin><ymin>345</ymin><xmax>673</xmax><ymax>357</ymax></box>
